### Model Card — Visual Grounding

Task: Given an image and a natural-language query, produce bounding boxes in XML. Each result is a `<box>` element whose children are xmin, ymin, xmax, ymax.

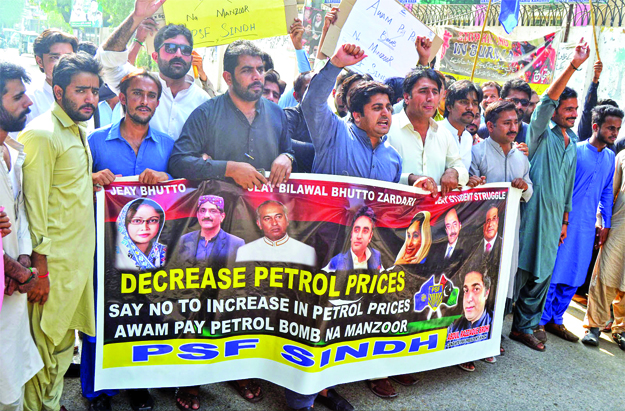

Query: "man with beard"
<box><xmin>80</xmin><ymin>70</ymin><xmax>173</xmax><ymax>411</ymax></box>
<box><xmin>169</xmin><ymin>195</ymin><xmax>244</xmax><ymax>268</ymax></box>
<box><xmin>537</xmin><ymin>105</ymin><xmax>620</xmax><ymax>344</ymax></box>
<box><xmin>98</xmin><ymin>0</ymin><xmax>210</xmax><ymax>140</ymax></box>
<box><xmin>439</xmin><ymin>80</ymin><xmax>482</xmax><ymax>171</ymax></box>
<box><xmin>0</xmin><ymin>62</ymin><xmax>45</xmax><ymax>411</ymax></box>
<box><xmin>523</xmin><ymin>90</ymin><xmax>540</xmax><ymax>124</ymax></box>
<box><xmin>511</xmin><ymin>39</ymin><xmax>589</xmax><ymax>352</ymax></box>
<box><xmin>18</xmin><ymin>52</ymin><xmax>101</xmax><ymax>411</ymax></box>
<box><xmin>169</xmin><ymin>40</ymin><xmax>293</xmax><ymax>191</ymax></box>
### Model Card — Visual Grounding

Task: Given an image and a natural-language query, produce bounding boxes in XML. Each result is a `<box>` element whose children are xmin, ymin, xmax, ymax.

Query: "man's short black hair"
<box><xmin>261</xmin><ymin>52</ymin><xmax>274</xmax><ymax>72</ymax></box>
<box><xmin>485</xmin><ymin>100</ymin><xmax>518</xmax><ymax>125</ymax></box>
<box><xmin>33</xmin><ymin>29</ymin><xmax>78</xmax><ymax>73</ymax></box>
<box><xmin>353</xmin><ymin>206</ymin><xmax>376</xmax><ymax>227</ymax></box>
<box><xmin>384</xmin><ymin>76</ymin><xmax>404</xmax><ymax>104</ymax></box>
<box><xmin>558</xmin><ymin>87</ymin><xmax>578</xmax><ymax>106</ymax></box>
<box><xmin>444</xmin><ymin>80</ymin><xmax>483</xmax><ymax>117</ymax></box>
<box><xmin>223</xmin><ymin>40</ymin><xmax>263</xmax><ymax>75</ymax></box>
<box><xmin>294</xmin><ymin>71</ymin><xmax>314</xmax><ymax>97</ymax></box>
<box><xmin>335</xmin><ymin>69</ymin><xmax>354</xmax><ymax>90</ymax></box>
<box><xmin>501</xmin><ymin>79</ymin><xmax>532</xmax><ymax>100</ymax></box>
<box><xmin>592</xmin><ymin>105</ymin><xmax>625</xmax><ymax>128</ymax></box>
<box><xmin>403</xmin><ymin>68</ymin><xmax>442</xmax><ymax>97</ymax></box>
<box><xmin>77</xmin><ymin>41</ymin><xmax>97</xmax><ymax>57</ymax></box>
<box><xmin>598</xmin><ymin>98</ymin><xmax>619</xmax><ymax>108</ymax></box>
<box><xmin>481</xmin><ymin>81</ymin><xmax>501</xmax><ymax>96</ymax></box>
<box><xmin>0</xmin><ymin>62</ymin><xmax>31</xmax><ymax>99</ymax></box>
<box><xmin>347</xmin><ymin>81</ymin><xmax>393</xmax><ymax>116</ymax></box>
<box><xmin>464</xmin><ymin>270</ymin><xmax>492</xmax><ymax>291</ymax></box>
<box><xmin>52</xmin><ymin>52</ymin><xmax>102</xmax><ymax>98</ymax></box>
<box><xmin>264</xmin><ymin>69</ymin><xmax>286</xmax><ymax>95</ymax></box>
<box><xmin>153</xmin><ymin>24</ymin><xmax>193</xmax><ymax>53</ymax></box>
<box><xmin>340</xmin><ymin>73</ymin><xmax>373</xmax><ymax>101</ymax></box>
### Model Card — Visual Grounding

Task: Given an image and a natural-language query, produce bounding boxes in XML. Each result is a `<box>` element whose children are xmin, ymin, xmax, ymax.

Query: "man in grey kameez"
<box><xmin>511</xmin><ymin>41</ymin><xmax>590</xmax><ymax>351</ymax></box>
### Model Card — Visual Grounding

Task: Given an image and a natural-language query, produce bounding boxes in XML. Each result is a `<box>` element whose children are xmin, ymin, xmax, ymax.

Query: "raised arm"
<box><xmin>289</xmin><ymin>19</ymin><xmax>312</xmax><ymax>74</ymax></box>
<box><xmin>316</xmin><ymin>7</ymin><xmax>338</xmax><ymax>61</ymax></box>
<box><xmin>102</xmin><ymin>0</ymin><xmax>165</xmax><ymax>52</ymax></box>
<box><xmin>415</xmin><ymin>36</ymin><xmax>432</xmax><ymax>67</ymax></box>
<box><xmin>546</xmin><ymin>39</ymin><xmax>589</xmax><ymax>101</ymax></box>
<box><xmin>577</xmin><ymin>61</ymin><xmax>602</xmax><ymax>141</ymax></box>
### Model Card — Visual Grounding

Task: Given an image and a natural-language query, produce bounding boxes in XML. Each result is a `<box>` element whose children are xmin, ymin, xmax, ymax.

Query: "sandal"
<box><xmin>228</xmin><ymin>380</ymin><xmax>264</xmax><ymax>403</ymax></box>
<box><xmin>500</xmin><ymin>344</ymin><xmax>505</xmax><ymax>355</ymax></box>
<box><xmin>509</xmin><ymin>330</ymin><xmax>546</xmax><ymax>352</ymax></box>
<box><xmin>367</xmin><ymin>379</ymin><xmax>398</xmax><ymax>399</ymax></box>
<box><xmin>612</xmin><ymin>332</ymin><xmax>625</xmax><ymax>351</ymax></box>
<box><xmin>458</xmin><ymin>362</ymin><xmax>475</xmax><ymax>372</ymax></box>
<box><xmin>175</xmin><ymin>387</ymin><xmax>200</xmax><ymax>410</ymax></box>
<box><xmin>482</xmin><ymin>356</ymin><xmax>496</xmax><ymax>364</ymax></box>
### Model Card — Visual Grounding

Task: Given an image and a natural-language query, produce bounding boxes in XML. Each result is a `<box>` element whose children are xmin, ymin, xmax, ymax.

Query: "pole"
<box><xmin>589</xmin><ymin>0</ymin><xmax>600</xmax><ymax>61</ymax></box>
<box><xmin>470</xmin><ymin>0</ymin><xmax>493</xmax><ymax>82</ymax></box>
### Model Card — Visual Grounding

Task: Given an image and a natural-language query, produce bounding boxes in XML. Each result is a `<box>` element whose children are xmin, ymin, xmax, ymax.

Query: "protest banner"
<box><xmin>320</xmin><ymin>0</ymin><xmax>442</xmax><ymax>82</ymax></box>
<box><xmin>438</xmin><ymin>27</ymin><xmax>562</xmax><ymax>93</ymax></box>
<box><xmin>161</xmin><ymin>0</ymin><xmax>298</xmax><ymax>48</ymax></box>
<box><xmin>94</xmin><ymin>176</ymin><xmax>520</xmax><ymax>393</ymax></box>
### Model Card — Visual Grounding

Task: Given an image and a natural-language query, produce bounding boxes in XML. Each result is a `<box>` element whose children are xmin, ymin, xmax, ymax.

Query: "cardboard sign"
<box><xmin>161</xmin><ymin>0</ymin><xmax>298</xmax><ymax>48</ymax></box>
<box><xmin>321</xmin><ymin>0</ymin><xmax>442</xmax><ymax>82</ymax></box>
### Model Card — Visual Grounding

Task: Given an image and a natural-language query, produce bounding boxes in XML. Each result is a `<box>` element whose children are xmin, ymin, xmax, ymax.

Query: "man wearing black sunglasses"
<box><xmin>477</xmin><ymin>79</ymin><xmax>532</xmax><ymax>149</ymax></box>
<box><xmin>97</xmin><ymin>0</ymin><xmax>210</xmax><ymax>141</ymax></box>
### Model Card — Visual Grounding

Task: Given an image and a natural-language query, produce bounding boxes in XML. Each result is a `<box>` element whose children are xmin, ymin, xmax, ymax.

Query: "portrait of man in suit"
<box><xmin>169</xmin><ymin>195</ymin><xmax>244</xmax><ymax>268</ymax></box>
<box><xmin>429</xmin><ymin>208</ymin><xmax>467</xmax><ymax>268</ymax></box>
<box><xmin>324</xmin><ymin>206</ymin><xmax>383</xmax><ymax>272</ymax></box>
<box><xmin>482</xmin><ymin>206</ymin><xmax>502</xmax><ymax>262</ymax></box>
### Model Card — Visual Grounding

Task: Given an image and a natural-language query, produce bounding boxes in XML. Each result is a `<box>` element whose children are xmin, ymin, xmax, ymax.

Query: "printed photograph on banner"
<box><xmin>302</xmin><ymin>0</ymin><xmax>328</xmax><ymax>61</ymax></box>
<box><xmin>96</xmin><ymin>176</ymin><xmax>516</xmax><ymax>392</ymax></box>
<box><xmin>438</xmin><ymin>27</ymin><xmax>561</xmax><ymax>94</ymax></box>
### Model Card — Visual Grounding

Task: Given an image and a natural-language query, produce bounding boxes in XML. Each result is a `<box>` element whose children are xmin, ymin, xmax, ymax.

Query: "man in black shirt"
<box><xmin>169</xmin><ymin>40</ymin><xmax>294</xmax><ymax>189</ymax></box>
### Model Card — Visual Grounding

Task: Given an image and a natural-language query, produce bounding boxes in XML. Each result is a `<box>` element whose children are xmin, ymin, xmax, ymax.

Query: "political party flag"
<box><xmin>499</xmin><ymin>0</ymin><xmax>521</xmax><ymax>34</ymax></box>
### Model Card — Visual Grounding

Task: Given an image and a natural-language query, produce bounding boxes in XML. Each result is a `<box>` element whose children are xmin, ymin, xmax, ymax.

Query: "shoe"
<box><xmin>544</xmin><ymin>323</ymin><xmax>579</xmax><ymax>342</ymax></box>
<box><xmin>582</xmin><ymin>327</ymin><xmax>600</xmax><ymax>346</ymax></box>
<box><xmin>389</xmin><ymin>374</ymin><xmax>417</xmax><ymax>386</ymax></box>
<box><xmin>457</xmin><ymin>362</ymin><xmax>475</xmax><ymax>372</ymax></box>
<box><xmin>128</xmin><ymin>388</ymin><xmax>154</xmax><ymax>411</ymax></box>
<box><xmin>509</xmin><ymin>330</ymin><xmax>546</xmax><ymax>351</ymax></box>
<box><xmin>367</xmin><ymin>378</ymin><xmax>398</xmax><ymax>398</ymax></box>
<box><xmin>482</xmin><ymin>356</ymin><xmax>496</xmax><ymax>364</ymax></box>
<box><xmin>533</xmin><ymin>326</ymin><xmax>548</xmax><ymax>343</ymax></box>
<box><xmin>612</xmin><ymin>332</ymin><xmax>625</xmax><ymax>350</ymax></box>
<box><xmin>316</xmin><ymin>389</ymin><xmax>354</xmax><ymax>411</ymax></box>
<box><xmin>90</xmin><ymin>394</ymin><xmax>112</xmax><ymax>411</ymax></box>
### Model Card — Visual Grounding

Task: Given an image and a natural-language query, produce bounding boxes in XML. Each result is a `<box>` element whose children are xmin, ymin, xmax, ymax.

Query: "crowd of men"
<box><xmin>1</xmin><ymin>0</ymin><xmax>624</xmax><ymax>410</ymax></box>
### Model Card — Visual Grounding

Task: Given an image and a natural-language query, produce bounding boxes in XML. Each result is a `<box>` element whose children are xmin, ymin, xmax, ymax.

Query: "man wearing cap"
<box><xmin>169</xmin><ymin>195</ymin><xmax>244</xmax><ymax>268</ymax></box>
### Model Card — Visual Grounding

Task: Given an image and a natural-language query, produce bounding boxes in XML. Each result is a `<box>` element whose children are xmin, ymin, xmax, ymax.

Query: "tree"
<box><xmin>38</xmin><ymin>0</ymin><xmax>72</xmax><ymax>25</ymax></box>
<box><xmin>0</xmin><ymin>0</ymin><xmax>25</xmax><ymax>29</ymax></box>
<box><xmin>98</xmin><ymin>0</ymin><xmax>133</xmax><ymax>27</ymax></box>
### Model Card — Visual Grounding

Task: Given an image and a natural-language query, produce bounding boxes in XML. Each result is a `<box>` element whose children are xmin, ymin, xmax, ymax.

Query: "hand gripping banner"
<box><xmin>94</xmin><ymin>175</ymin><xmax>521</xmax><ymax>393</ymax></box>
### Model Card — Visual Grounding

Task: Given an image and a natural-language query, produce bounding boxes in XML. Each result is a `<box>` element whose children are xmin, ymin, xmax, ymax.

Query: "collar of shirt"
<box><xmin>349</xmin><ymin>122</ymin><xmax>388</xmax><ymax>149</ymax></box>
<box><xmin>448</xmin><ymin>238</ymin><xmax>458</xmax><ymax>250</ymax></box>
<box><xmin>441</xmin><ymin>118</ymin><xmax>470</xmax><ymax>140</ymax></box>
<box><xmin>200</xmin><ymin>229</ymin><xmax>221</xmax><ymax>245</ymax></box>
<box><xmin>105</xmin><ymin>118</ymin><xmax>159</xmax><ymax>144</ymax></box>
<box><xmin>263</xmin><ymin>234</ymin><xmax>289</xmax><ymax>247</ymax></box>
<box><xmin>52</xmin><ymin>102</ymin><xmax>86</xmax><ymax>134</ymax></box>
<box><xmin>485</xmin><ymin>136</ymin><xmax>517</xmax><ymax>157</ymax></box>
<box><xmin>549</xmin><ymin>119</ymin><xmax>574</xmax><ymax>137</ymax></box>
<box><xmin>224</xmin><ymin>91</ymin><xmax>262</xmax><ymax>118</ymax></box>
<box><xmin>351</xmin><ymin>247</ymin><xmax>371</xmax><ymax>266</ymax></box>
<box><xmin>484</xmin><ymin>236</ymin><xmax>497</xmax><ymax>251</ymax></box>
<box><xmin>398</xmin><ymin>109</ymin><xmax>440</xmax><ymax>134</ymax></box>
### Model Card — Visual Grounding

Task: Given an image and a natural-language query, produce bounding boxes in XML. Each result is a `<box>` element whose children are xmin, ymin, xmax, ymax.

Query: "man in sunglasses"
<box><xmin>477</xmin><ymin>79</ymin><xmax>533</xmax><ymax>147</ymax></box>
<box><xmin>97</xmin><ymin>0</ymin><xmax>210</xmax><ymax>141</ymax></box>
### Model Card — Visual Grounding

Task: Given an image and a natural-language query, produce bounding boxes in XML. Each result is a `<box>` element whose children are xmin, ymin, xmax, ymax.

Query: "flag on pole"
<box><xmin>499</xmin><ymin>0</ymin><xmax>521</xmax><ymax>34</ymax></box>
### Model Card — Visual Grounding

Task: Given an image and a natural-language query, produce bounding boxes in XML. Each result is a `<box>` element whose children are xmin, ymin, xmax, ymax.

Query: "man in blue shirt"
<box><xmin>90</xmin><ymin>69</ymin><xmax>173</xmax><ymax>187</ymax></box>
<box><xmin>83</xmin><ymin>69</ymin><xmax>172</xmax><ymax>411</ymax></box>
<box><xmin>301</xmin><ymin>44</ymin><xmax>401</xmax><ymax>183</ymax></box>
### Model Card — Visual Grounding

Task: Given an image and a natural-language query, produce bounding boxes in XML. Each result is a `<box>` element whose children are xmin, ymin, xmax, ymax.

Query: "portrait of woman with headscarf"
<box><xmin>115</xmin><ymin>198</ymin><xmax>167</xmax><ymax>270</ymax></box>
<box><xmin>395</xmin><ymin>211</ymin><xmax>432</xmax><ymax>265</ymax></box>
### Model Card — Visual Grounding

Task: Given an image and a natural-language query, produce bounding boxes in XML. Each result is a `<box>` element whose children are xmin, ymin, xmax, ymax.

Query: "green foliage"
<box><xmin>98</xmin><ymin>0</ymin><xmax>133</xmax><ymax>27</ymax></box>
<box><xmin>0</xmin><ymin>0</ymin><xmax>25</xmax><ymax>29</ymax></box>
<box><xmin>38</xmin><ymin>0</ymin><xmax>72</xmax><ymax>24</ymax></box>
<box><xmin>136</xmin><ymin>47</ymin><xmax>158</xmax><ymax>72</ymax></box>
<box><xmin>46</xmin><ymin>10</ymin><xmax>72</xmax><ymax>32</ymax></box>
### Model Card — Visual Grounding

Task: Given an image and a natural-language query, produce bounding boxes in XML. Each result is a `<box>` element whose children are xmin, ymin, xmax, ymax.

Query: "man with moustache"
<box><xmin>18</xmin><ymin>52</ymin><xmax>101</xmax><ymax>411</ymax></box>
<box><xmin>324</xmin><ymin>206</ymin><xmax>382</xmax><ymax>272</ymax></box>
<box><xmin>0</xmin><ymin>62</ymin><xmax>44</xmax><ymax>411</ymax></box>
<box><xmin>82</xmin><ymin>69</ymin><xmax>173</xmax><ymax>411</ymax></box>
<box><xmin>387</xmin><ymin>38</ymin><xmax>469</xmax><ymax>197</ymax></box>
<box><xmin>429</xmin><ymin>208</ymin><xmax>467</xmax><ymax>265</ymax></box>
<box><xmin>469</xmin><ymin>100</ymin><xmax>532</xmax><ymax>313</ymax></box>
<box><xmin>512</xmin><ymin>39</ymin><xmax>590</xmax><ymax>352</ymax></box>
<box><xmin>446</xmin><ymin>271</ymin><xmax>493</xmax><ymax>347</ymax></box>
<box><xmin>439</xmin><ymin>80</ymin><xmax>483</xmax><ymax>171</ymax></box>
<box><xmin>480</xmin><ymin>207</ymin><xmax>502</xmax><ymax>266</ymax></box>
<box><xmin>98</xmin><ymin>0</ymin><xmax>210</xmax><ymax>140</ymax></box>
<box><xmin>169</xmin><ymin>39</ymin><xmax>294</xmax><ymax>191</ymax></box>
<box><xmin>537</xmin><ymin>105</ymin><xmax>620</xmax><ymax>344</ymax></box>
<box><xmin>169</xmin><ymin>195</ymin><xmax>244</xmax><ymax>268</ymax></box>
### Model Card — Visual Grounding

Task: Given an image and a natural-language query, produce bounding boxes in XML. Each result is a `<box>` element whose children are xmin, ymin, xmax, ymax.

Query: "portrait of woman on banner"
<box><xmin>395</xmin><ymin>211</ymin><xmax>432</xmax><ymax>265</ymax></box>
<box><xmin>115</xmin><ymin>198</ymin><xmax>167</xmax><ymax>271</ymax></box>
